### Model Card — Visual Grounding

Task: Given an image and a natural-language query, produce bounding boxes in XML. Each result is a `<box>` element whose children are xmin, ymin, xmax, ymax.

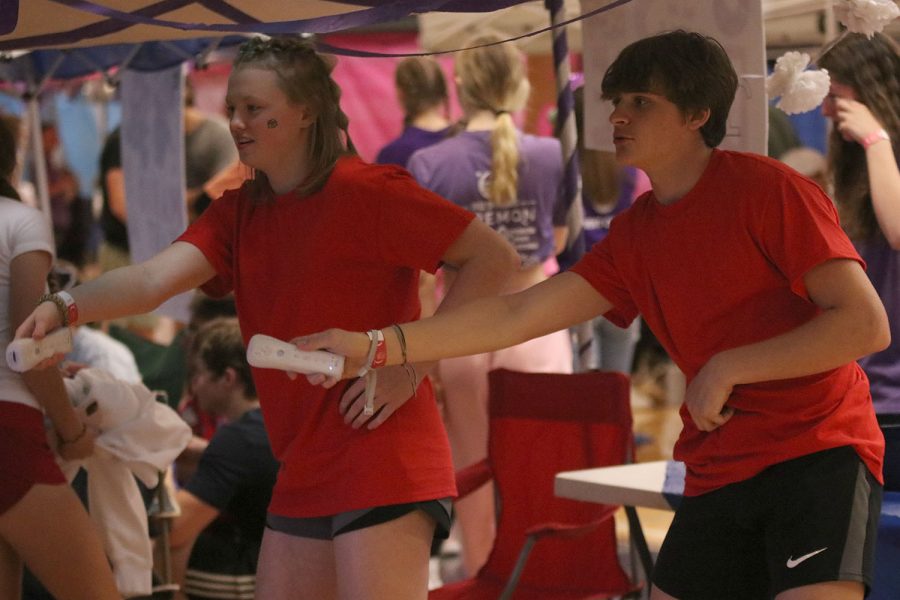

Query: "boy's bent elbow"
<box><xmin>863</xmin><ymin>301</ymin><xmax>891</xmax><ymax>355</ymax></box>
<box><xmin>872</xmin><ymin>313</ymin><xmax>891</xmax><ymax>354</ymax></box>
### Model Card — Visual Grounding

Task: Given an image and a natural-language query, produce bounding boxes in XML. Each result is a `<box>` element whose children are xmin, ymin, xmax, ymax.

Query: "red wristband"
<box><xmin>57</xmin><ymin>291</ymin><xmax>78</xmax><ymax>326</ymax></box>
<box><xmin>371</xmin><ymin>329</ymin><xmax>387</xmax><ymax>368</ymax></box>
<box><xmin>861</xmin><ymin>129</ymin><xmax>890</xmax><ymax>150</ymax></box>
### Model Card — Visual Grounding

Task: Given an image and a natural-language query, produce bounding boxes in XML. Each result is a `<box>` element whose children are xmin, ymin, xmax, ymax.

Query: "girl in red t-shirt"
<box><xmin>18</xmin><ymin>37</ymin><xmax>518</xmax><ymax>600</ymax></box>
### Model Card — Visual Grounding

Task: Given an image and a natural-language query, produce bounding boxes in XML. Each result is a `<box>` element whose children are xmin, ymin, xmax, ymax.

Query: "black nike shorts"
<box><xmin>653</xmin><ymin>445</ymin><xmax>882</xmax><ymax>599</ymax></box>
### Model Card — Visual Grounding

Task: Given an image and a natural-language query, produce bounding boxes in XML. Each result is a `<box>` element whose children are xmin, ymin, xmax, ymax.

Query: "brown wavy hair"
<box><xmin>601</xmin><ymin>30</ymin><xmax>737</xmax><ymax>148</ymax></box>
<box><xmin>818</xmin><ymin>32</ymin><xmax>900</xmax><ymax>240</ymax></box>
<box><xmin>233</xmin><ymin>36</ymin><xmax>356</xmax><ymax>200</ymax></box>
<box><xmin>395</xmin><ymin>56</ymin><xmax>448</xmax><ymax>126</ymax></box>
<box><xmin>0</xmin><ymin>114</ymin><xmax>21</xmax><ymax>201</ymax></box>
<box><xmin>189</xmin><ymin>317</ymin><xmax>256</xmax><ymax>398</ymax></box>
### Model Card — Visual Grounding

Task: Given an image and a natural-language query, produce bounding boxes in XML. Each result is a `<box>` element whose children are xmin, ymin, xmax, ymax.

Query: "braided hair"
<box><xmin>455</xmin><ymin>33</ymin><xmax>530</xmax><ymax>206</ymax></box>
<box><xmin>234</xmin><ymin>36</ymin><xmax>356</xmax><ymax>199</ymax></box>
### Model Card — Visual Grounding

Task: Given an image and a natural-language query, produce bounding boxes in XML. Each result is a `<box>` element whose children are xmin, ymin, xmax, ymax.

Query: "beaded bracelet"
<box><xmin>37</xmin><ymin>293</ymin><xmax>69</xmax><ymax>326</ymax></box>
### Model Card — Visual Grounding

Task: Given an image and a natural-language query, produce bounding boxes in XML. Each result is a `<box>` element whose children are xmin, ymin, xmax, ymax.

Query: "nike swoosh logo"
<box><xmin>786</xmin><ymin>547</ymin><xmax>828</xmax><ymax>568</ymax></box>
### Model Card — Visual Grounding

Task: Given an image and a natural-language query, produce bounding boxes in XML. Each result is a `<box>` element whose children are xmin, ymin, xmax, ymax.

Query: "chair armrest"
<box><xmin>499</xmin><ymin>505</ymin><xmax>624</xmax><ymax>600</ymax></box>
<box><xmin>455</xmin><ymin>459</ymin><xmax>493</xmax><ymax>498</ymax></box>
<box><xmin>524</xmin><ymin>504</ymin><xmax>619</xmax><ymax>540</ymax></box>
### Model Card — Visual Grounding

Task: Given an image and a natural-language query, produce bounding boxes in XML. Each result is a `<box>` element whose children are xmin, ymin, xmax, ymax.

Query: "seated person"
<box><xmin>174</xmin><ymin>291</ymin><xmax>239</xmax><ymax>485</ymax></box>
<box><xmin>168</xmin><ymin>318</ymin><xmax>278</xmax><ymax>600</ymax></box>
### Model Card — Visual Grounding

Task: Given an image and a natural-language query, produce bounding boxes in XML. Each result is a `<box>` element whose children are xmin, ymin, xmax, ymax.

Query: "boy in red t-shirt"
<box><xmin>302</xmin><ymin>30</ymin><xmax>888</xmax><ymax>600</ymax></box>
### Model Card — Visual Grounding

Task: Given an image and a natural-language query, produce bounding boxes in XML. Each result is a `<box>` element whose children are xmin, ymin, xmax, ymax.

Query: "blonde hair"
<box><xmin>233</xmin><ymin>36</ymin><xmax>355</xmax><ymax>200</ymax></box>
<box><xmin>455</xmin><ymin>34</ymin><xmax>530</xmax><ymax>205</ymax></box>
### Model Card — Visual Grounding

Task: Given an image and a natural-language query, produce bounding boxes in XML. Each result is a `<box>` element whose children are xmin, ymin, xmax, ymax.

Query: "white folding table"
<box><xmin>554</xmin><ymin>460</ymin><xmax>684</xmax><ymax>584</ymax></box>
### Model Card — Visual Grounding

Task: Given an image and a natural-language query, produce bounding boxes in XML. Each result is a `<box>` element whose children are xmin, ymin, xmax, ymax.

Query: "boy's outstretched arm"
<box><xmin>686</xmin><ymin>258</ymin><xmax>889</xmax><ymax>431</ymax></box>
<box><xmin>404</xmin><ymin>271</ymin><xmax>611</xmax><ymax>361</ymax></box>
<box><xmin>299</xmin><ymin>271</ymin><xmax>613</xmax><ymax>383</ymax></box>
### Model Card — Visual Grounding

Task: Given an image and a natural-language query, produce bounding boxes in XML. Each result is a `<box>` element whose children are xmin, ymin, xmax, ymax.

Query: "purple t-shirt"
<box><xmin>407</xmin><ymin>130</ymin><xmax>568</xmax><ymax>267</ymax></box>
<box><xmin>855</xmin><ymin>235</ymin><xmax>900</xmax><ymax>413</ymax></box>
<box><xmin>582</xmin><ymin>167</ymin><xmax>648</xmax><ymax>249</ymax></box>
<box><xmin>375</xmin><ymin>126</ymin><xmax>451</xmax><ymax>168</ymax></box>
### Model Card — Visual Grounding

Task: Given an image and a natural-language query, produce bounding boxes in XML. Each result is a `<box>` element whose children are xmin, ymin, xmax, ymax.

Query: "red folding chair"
<box><xmin>430</xmin><ymin>368</ymin><xmax>643</xmax><ymax>600</ymax></box>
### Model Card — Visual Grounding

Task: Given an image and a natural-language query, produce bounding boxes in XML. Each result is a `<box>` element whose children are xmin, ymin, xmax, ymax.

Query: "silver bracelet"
<box><xmin>403</xmin><ymin>363</ymin><xmax>419</xmax><ymax>397</ymax></box>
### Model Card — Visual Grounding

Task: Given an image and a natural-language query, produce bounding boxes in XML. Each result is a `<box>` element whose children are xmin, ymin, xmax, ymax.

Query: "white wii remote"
<box><xmin>246</xmin><ymin>334</ymin><xmax>345</xmax><ymax>377</ymax></box>
<box><xmin>6</xmin><ymin>328</ymin><xmax>73</xmax><ymax>373</ymax></box>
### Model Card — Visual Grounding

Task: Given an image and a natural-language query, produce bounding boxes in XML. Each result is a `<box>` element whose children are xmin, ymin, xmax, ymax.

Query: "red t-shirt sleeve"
<box><xmin>756</xmin><ymin>174</ymin><xmax>863</xmax><ymax>300</ymax></box>
<box><xmin>176</xmin><ymin>187</ymin><xmax>240</xmax><ymax>297</ymax></box>
<box><xmin>569</xmin><ymin>219</ymin><xmax>640</xmax><ymax>328</ymax></box>
<box><xmin>373</xmin><ymin>167</ymin><xmax>475</xmax><ymax>274</ymax></box>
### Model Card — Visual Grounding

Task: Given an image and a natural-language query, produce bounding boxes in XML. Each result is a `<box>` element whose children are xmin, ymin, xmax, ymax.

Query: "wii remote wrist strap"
<box><xmin>357</xmin><ymin>330</ymin><xmax>386</xmax><ymax>416</ymax></box>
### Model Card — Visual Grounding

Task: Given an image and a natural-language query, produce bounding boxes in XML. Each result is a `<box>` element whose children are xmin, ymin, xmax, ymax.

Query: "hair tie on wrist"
<box><xmin>391</xmin><ymin>324</ymin><xmax>408</xmax><ymax>365</ymax></box>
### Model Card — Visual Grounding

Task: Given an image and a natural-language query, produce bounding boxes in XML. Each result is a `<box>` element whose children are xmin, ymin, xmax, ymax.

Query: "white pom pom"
<box><xmin>834</xmin><ymin>0</ymin><xmax>900</xmax><ymax>38</ymax></box>
<box><xmin>766</xmin><ymin>51</ymin><xmax>811</xmax><ymax>98</ymax></box>
<box><xmin>777</xmin><ymin>69</ymin><xmax>831</xmax><ymax>114</ymax></box>
<box><xmin>766</xmin><ymin>53</ymin><xmax>831</xmax><ymax>114</ymax></box>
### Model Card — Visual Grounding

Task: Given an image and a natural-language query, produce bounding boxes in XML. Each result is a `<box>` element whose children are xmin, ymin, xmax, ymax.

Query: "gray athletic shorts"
<box><xmin>266</xmin><ymin>498</ymin><xmax>452</xmax><ymax>541</ymax></box>
<box><xmin>653</xmin><ymin>446</ymin><xmax>882</xmax><ymax>599</ymax></box>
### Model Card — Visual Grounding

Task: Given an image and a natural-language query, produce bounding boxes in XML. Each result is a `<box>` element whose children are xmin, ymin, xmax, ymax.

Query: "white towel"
<box><xmin>59</xmin><ymin>368</ymin><xmax>192</xmax><ymax>598</ymax></box>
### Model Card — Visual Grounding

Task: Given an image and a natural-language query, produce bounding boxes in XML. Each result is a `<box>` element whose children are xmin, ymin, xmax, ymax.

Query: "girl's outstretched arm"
<box><xmin>16</xmin><ymin>241</ymin><xmax>216</xmax><ymax>340</ymax></box>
